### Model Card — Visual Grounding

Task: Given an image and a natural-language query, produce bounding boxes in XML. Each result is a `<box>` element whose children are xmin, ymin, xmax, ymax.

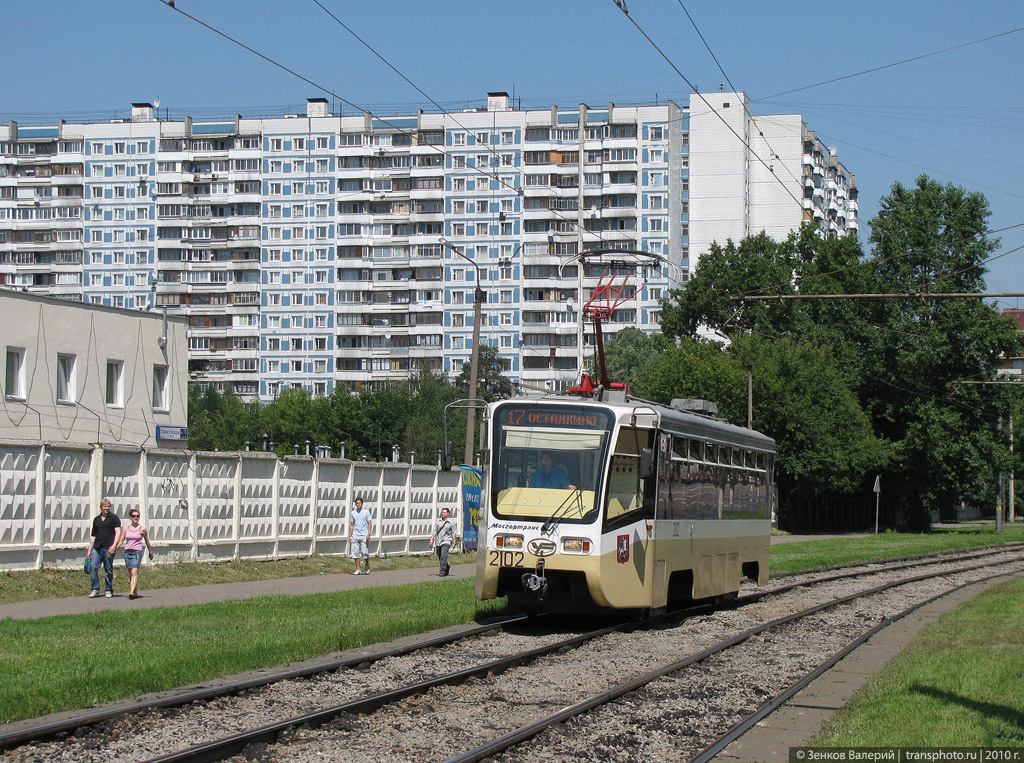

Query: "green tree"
<box><xmin>630</xmin><ymin>335</ymin><xmax>885</xmax><ymax>522</ymax></box>
<box><xmin>404</xmin><ymin>362</ymin><xmax>462</xmax><ymax>463</ymax></box>
<box><xmin>598</xmin><ymin>327</ymin><xmax>672</xmax><ymax>392</ymax></box>
<box><xmin>455</xmin><ymin>344</ymin><xmax>514</xmax><ymax>402</ymax></box>
<box><xmin>730</xmin><ymin>334</ymin><xmax>886</xmax><ymax>517</ymax></box>
<box><xmin>861</xmin><ymin>176</ymin><xmax>1022</xmax><ymax>524</ymax></box>
<box><xmin>186</xmin><ymin>387</ymin><xmax>261</xmax><ymax>452</ymax></box>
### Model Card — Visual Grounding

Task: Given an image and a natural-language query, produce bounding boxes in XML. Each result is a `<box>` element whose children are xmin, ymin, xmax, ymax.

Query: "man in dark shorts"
<box><xmin>86</xmin><ymin>498</ymin><xmax>122</xmax><ymax>598</ymax></box>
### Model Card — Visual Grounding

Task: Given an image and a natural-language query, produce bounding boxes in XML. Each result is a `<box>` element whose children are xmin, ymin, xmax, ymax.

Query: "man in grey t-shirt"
<box><xmin>349</xmin><ymin>497</ymin><xmax>373</xmax><ymax>575</ymax></box>
<box><xmin>430</xmin><ymin>507</ymin><xmax>455</xmax><ymax>577</ymax></box>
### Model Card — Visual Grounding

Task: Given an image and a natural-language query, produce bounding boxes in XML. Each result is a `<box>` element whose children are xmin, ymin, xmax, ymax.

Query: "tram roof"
<box><xmin>491</xmin><ymin>395</ymin><xmax>775</xmax><ymax>453</ymax></box>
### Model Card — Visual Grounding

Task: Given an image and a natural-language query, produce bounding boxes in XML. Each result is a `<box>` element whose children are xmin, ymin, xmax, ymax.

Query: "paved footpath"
<box><xmin>0</xmin><ymin>561</ymin><xmax>476</xmax><ymax>621</ymax></box>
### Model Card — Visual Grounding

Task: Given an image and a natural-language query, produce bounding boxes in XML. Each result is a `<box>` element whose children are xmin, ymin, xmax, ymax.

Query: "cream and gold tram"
<box><xmin>476</xmin><ymin>395</ymin><xmax>776</xmax><ymax>614</ymax></box>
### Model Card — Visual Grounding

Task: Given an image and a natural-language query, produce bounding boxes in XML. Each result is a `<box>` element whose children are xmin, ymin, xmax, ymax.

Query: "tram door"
<box><xmin>599</xmin><ymin>428</ymin><xmax>656</xmax><ymax>608</ymax></box>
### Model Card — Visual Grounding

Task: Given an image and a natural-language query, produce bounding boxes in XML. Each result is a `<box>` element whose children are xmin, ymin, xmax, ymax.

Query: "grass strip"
<box><xmin>812</xmin><ymin>578</ymin><xmax>1024</xmax><ymax>746</ymax></box>
<box><xmin>769</xmin><ymin>525</ymin><xmax>1024</xmax><ymax>573</ymax></box>
<box><xmin>0</xmin><ymin>577</ymin><xmax>504</xmax><ymax>723</ymax></box>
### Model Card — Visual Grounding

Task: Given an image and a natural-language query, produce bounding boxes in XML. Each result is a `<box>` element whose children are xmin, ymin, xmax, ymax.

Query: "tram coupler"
<box><xmin>521</xmin><ymin>558</ymin><xmax>547</xmax><ymax>600</ymax></box>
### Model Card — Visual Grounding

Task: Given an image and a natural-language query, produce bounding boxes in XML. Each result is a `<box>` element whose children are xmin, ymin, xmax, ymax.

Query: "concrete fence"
<box><xmin>0</xmin><ymin>441</ymin><xmax>463</xmax><ymax>571</ymax></box>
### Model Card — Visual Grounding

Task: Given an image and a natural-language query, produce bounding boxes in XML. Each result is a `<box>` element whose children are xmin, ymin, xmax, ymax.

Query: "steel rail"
<box><xmin>140</xmin><ymin>619</ymin><xmax>638</xmax><ymax>763</ymax></box>
<box><xmin>0</xmin><ymin>615</ymin><xmax>524</xmax><ymax>750</ymax></box>
<box><xmin>443</xmin><ymin>554</ymin><xmax>1024</xmax><ymax>763</ymax></box>
<box><xmin>688</xmin><ymin>568</ymin><xmax>1020</xmax><ymax>763</ymax></box>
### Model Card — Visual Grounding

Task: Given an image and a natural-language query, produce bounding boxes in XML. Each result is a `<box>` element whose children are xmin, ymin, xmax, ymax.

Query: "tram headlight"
<box><xmin>561</xmin><ymin>538</ymin><xmax>592</xmax><ymax>554</ymax></box>
<box><xmin>495</xmin><ymin>534</ymin><xmax>523</xmax><ymax>549</ymax></box>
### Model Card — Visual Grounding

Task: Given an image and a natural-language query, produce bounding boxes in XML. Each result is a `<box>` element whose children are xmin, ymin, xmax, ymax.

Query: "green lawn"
<box><xmin>0</xmin><ymin>577</ymin><xmax>503</xmax><ymax>723</ymax></box>
<box><xmin>812</xmin><ymin>579</ymin><xmax>1024</xmax><ymax>746</ymax></box>
<box><xmin>770</xmin><ymin>524</ymin><xmax>1024</xmax><ymax>573</ymax></box>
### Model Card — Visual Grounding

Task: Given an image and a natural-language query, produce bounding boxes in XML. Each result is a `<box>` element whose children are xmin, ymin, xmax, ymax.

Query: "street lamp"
<box><xmin>440</xmin><ymin>237</ymin><xmax>485</xmax><ymax>468</ymax></box>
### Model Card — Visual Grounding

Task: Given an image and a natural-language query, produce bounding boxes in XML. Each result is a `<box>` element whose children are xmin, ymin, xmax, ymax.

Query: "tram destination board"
<box><xmin>500</xmin><ymin>406</ymin><xmax>605</xmax><ymax>430</ymax></box>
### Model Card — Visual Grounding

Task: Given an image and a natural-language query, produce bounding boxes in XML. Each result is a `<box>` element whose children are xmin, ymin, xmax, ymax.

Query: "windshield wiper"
<box><xmin>541</xmin><ymin>487</ymin><xmax>587</xmax><ymax>534</ymax></box>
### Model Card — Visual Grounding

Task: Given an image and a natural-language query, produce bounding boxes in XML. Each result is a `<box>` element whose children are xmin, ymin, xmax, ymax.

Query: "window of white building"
<box><xmin>152</xmin><ymin>365</ymin><xmax>168</xmax><ymax>410</ymax></box>
<box><xmin>4</xmin><ymin>347</ymin><xmax>25</xmax><ymax>400</ymax></box>
<box><xmin>106</xmin><ymin>360</ymin><xmax>124</xmax><ymax>407</ymax></box>
<box><xmin>57</xmin><ymin>353</ymin><xmax>77</xmax><ymax>403</ymax></box>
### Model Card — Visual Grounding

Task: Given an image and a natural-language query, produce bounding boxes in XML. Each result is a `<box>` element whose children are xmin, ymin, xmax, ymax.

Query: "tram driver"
<box><xmin>529</xmin><ymin>451</ymin><xmax>576</xmax><ymax>490</ymax></box>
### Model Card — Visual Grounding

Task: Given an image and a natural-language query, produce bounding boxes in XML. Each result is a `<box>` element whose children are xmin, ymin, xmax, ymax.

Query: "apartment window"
<box><xmin>291</xmin><ymin>360</ymin><xmax>303</xmax><ymax>373</ymax></box>
<box><xmin>57</xmin><ymin>353</ymin><xmax>77</xmax><ymax>403</ymax></box>
<box><xmin>649</xmin><ymin>126</ymin><xmax>664</xmax><ymax>141</ymax></box>
<box><xmin>106</xmin><ymin>360</ymin><xmax>124</xmax><ymax>407</ymax></box>
<box><xmin>316</xmin><ymin>137</ymin><xmax>329</xmax><ymax>149</ymax></box>
<box><xmin>152</xmin><ymin>365</ymin><xmax>168</xmax><ymax>410</ymax></box>
<box><xmin>4</xmin><ymin>347</ymin><xmax>25</xmax><ymax>400</ymax></box>
<box><xmin>453</xmin><ymin>133</ymin><xmax>466</xmax><ymax>146</ymax></box>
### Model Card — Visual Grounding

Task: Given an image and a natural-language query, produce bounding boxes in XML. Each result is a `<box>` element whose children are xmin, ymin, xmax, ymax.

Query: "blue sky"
<box><xmin>5</xmin><ymin>1</ymin><xmax>1023</xmax><ymax>306</ymax></box>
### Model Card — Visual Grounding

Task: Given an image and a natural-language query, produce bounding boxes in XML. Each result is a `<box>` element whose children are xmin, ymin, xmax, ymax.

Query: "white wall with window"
<box><xmin>0</xmin><ymin>291</ymin><xmax>188</xmax><ymax>448</ymax></box>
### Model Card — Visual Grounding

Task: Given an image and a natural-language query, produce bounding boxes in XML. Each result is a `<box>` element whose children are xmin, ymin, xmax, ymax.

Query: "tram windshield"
<box><xmin>490</xmin><ymin>403</ymin><xmax>614</xmax><ymax>522</ymax></box>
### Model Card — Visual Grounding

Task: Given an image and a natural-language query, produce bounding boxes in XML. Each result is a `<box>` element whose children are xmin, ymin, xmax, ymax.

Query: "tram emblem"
<box><xmin>527</xmin><ymin>538</ymin><xmax>556</xmax><ymax>557</ymax></box>
<box><xmin>616</xmin><ymin>535</ymin><xmax>629</xmax><ymax>563</ymax></box>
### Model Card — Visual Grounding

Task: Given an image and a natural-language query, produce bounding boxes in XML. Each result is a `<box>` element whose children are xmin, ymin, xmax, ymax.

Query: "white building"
<box><xmin>689</xmin><ymin>92</ymin><xmax>857</xmax><ymax>261</ymax></box>
<box><xmin>0</xmin><ymin>92</ymin><xmax>857</xmax><ymax>401</ymax></box>
<box><xmin>1</xmin><ymin>289</ymin><xmax>188</xmax><ymax>448</ymax></box>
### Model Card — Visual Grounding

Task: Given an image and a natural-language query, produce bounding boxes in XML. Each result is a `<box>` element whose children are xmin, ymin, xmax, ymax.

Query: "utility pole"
<box><xmin>440</xmin><ymin>238</ymin><xmax>483</xmax><ymax>467</ymax></box>
<box><xmin>747</xmin><ymin>361</ymin><xmax>753</xmax><ymax>429</ymax></box>
<box><xmin>1010</xmin><ymin>410</ymin><xmax>1016</xmax><ymax>523</ymax></box>
<box><xmin>997</xmin><ymin>415</ymin><xmax>1004</xmax><ymax>533</ymax></box>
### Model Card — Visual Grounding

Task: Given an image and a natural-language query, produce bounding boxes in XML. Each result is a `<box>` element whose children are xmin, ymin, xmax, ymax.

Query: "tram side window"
<box><xmin>604</xmin><ymin>428</ymin><xmax>655</xmax><ymax>530</ymax></box>
<box><xmin>722</xmin><ymin>449</ymin><xmax>770</xmax><ymax>519</ymax></box>
<box><xmin>658</xmin><ymin>436</ymin><xmax>718</xmax><ymax>520</ymax></box>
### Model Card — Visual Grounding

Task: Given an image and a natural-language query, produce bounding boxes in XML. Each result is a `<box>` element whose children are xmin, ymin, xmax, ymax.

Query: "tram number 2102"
<box><xmin>488</xmin><ymin>550</ymin><xmax>524</xmax><ymax>567</ymax></box>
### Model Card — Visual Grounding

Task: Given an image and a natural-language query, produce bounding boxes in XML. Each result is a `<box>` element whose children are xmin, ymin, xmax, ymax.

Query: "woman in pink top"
<box><xmin>115</xmin><ymin>510</ymin><xmax>154</xmax><ymax>599</ymax></box>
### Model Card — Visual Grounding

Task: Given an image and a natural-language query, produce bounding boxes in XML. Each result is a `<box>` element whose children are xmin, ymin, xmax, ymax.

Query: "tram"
<box><xmin>476</xmin><ymin>393</ymin><xmax>776</xmax><ymax>614</ymax></box>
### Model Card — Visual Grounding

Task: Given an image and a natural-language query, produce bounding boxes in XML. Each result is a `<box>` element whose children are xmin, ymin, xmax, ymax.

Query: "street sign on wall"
<box><xmin>156</xmin><ymin>425</ymin><xmax>189</xmax><ymax>441</ymax></box>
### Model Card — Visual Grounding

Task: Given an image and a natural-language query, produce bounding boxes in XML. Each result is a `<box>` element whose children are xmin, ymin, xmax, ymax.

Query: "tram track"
<box><xmin>4</xmin><ymin>546</ymin><xmax>1022</xmax><ymax>763</ymax></box>
<box><xmin>451</xmin><ymin>557</ymin><xmax>1024</xmax><ymax>763</ymax></box>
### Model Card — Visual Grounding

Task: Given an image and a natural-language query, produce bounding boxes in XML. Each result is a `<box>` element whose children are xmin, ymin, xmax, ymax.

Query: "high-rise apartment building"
<box><xmin>0</xmin><ymin>92</ymin><xmax>856</xmax><ymax>401</ymax></box>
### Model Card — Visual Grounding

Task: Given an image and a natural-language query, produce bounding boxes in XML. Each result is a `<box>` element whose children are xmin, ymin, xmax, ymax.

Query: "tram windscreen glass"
<box><xmin>491</xmin><ymin>404</ymin><xmax>614</xmax><ymax>521</ymax></box>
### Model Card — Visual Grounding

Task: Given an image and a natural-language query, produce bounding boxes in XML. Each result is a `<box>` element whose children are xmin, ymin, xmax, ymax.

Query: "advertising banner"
<box><xmin>460</xmin><ymin>466</ymin><xmax>481</xmax><ymax>551</ymax></box>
